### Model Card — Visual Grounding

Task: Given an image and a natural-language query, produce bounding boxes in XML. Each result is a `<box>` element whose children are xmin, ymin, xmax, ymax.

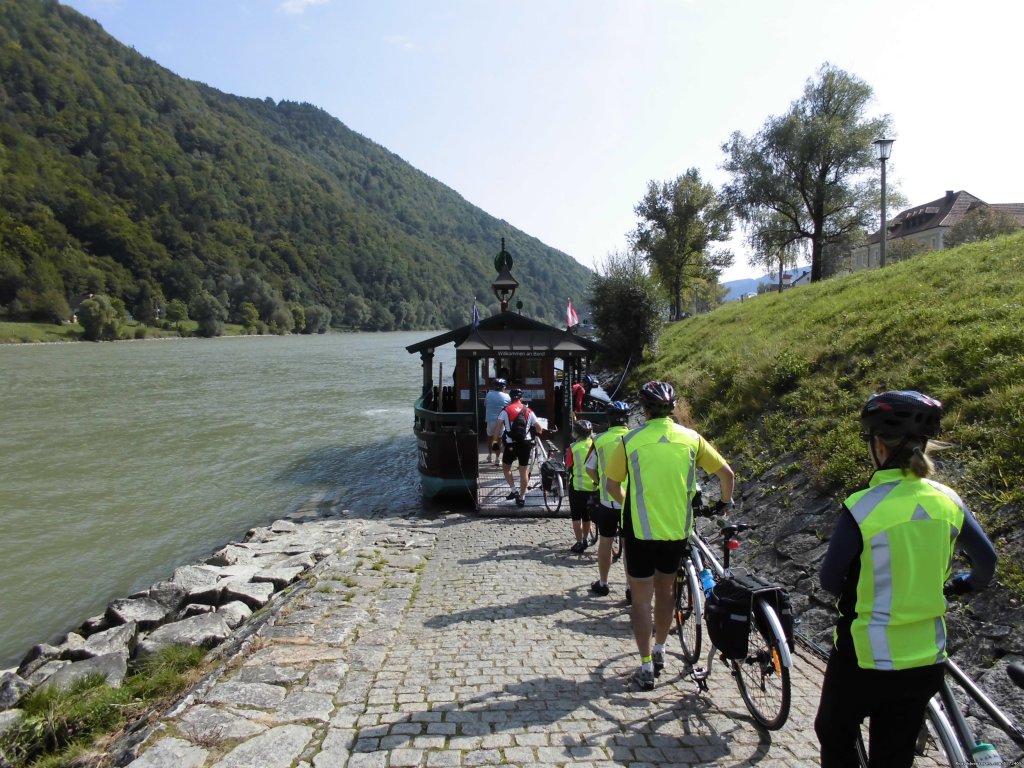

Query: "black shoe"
<box><xmin>632</xmin><ymin>666</ymin><xmax>655</xmax><ymax>691</ymax></box>
<box><xmin>506</xmin><ymin>489</ymin><xmax>519</xmax><ymax>500</ymax></box>
<box><xmin>570</xmin><ymin>541</ymin><xmax>585</xmax><ymax>554</ymax></box>
<box><xmin>515</xmin><ymin>494</ymin><xmax>525</xmax><ymax>507</ymax></box>
<box><xmin>625</xmin><ymin>587</ymin><xmax>632</xmax><ymax>605</ymax></box>
<box><xmin>589</xmin><ymin>580</ymin><xmax>610</xmax><ymax>596</ymax></box>
<box><xmin>652</xmin><ymin>649</ymin><xmax>665</xmax><ymax>676</ymax></box>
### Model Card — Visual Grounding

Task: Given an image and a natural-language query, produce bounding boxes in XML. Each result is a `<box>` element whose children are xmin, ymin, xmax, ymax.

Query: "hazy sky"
<box><xmin>61</xmin><ymin>0</ymin><xmax>1024</xmax><ymax>281</ymax></box>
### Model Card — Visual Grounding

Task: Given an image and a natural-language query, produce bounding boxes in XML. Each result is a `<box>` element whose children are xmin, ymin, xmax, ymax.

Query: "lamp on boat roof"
<box><xmin>491</xmin><ymin>238</ymin><xmax>519</xmax><ymax>312</ymax></box>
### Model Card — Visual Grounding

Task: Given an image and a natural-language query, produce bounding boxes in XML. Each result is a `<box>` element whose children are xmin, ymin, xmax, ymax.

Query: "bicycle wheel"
<box><xmin>732</xmin><ymin>600</ymin><xmax>791</xmax><ymax>730</ymax></box>
<box><xmin>543</xmin><ymin>473</ymin><xmax>563</xmax><ymax>512</ymax></box>
<box><xmin>674</xmin><ymin>562</ymin><xmax>702</xmax><ymax>664</ymax></box>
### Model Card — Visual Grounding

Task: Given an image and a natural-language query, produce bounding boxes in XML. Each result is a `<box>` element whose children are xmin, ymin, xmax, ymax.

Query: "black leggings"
<box><xmin>814</xmin><ymin>631</ymin><xmax>944</xmax><ymax>768</ymax></box>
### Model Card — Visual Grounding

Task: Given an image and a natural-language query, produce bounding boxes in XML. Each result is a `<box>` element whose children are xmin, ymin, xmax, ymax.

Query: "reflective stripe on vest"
<box><xmin>570</xmin><ymin>438</ymin><xmax>597</xmax><ymax>491</ymax></box>
<box><xmin>593</xmin><ymin>426</ymin><xmax>629</xmax><ymax>507</ymax></box>
<box><xmin>846</xmin><ymin>469</ymin><xmax>965</xmax><ymax>671</ymax></box>
<box><xmin>622</xmin><ymin>419</ymin><xmax>700</xmax><ymax>541</ymax></box>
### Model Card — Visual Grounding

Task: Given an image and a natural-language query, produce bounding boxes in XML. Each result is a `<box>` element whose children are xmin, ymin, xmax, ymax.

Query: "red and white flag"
<box><xmin>566</xmin><ymin>298</ymin><xmax>579</xmax><ymax>328</ymax></box>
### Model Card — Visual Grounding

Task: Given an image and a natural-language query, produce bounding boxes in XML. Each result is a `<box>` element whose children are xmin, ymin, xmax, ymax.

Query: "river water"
<box><xmin>0</xmin><ymin>332</ymin><xmax>454</xmax><ymax>668</ymax></box>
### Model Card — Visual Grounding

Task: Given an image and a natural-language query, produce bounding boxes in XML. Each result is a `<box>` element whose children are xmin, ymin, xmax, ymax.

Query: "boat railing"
<box><xmin>414</xmin><ymin>398</ymin><xmax>477</xmax><ymax>434</ymax></box>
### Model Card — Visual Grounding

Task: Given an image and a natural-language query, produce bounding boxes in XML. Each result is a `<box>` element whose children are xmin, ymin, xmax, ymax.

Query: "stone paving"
<box><xmin>120</xmin><ymin>511</ymin><xmax>946</xmax><ymax>767</ymax></box>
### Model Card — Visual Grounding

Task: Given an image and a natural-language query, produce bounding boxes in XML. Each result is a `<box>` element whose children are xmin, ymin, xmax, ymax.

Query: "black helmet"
<box><xmin>638</xmin><ymin>381</ymin><xmax>676</xmax><ymax>414</ymax></box>
<box><xmin>860</xmin><ymin>390</ymin><xmax>943</xmax><ymax>439</ymax></box>
<box><xmin>606</xmin><ymin>400</ymin><xmax>630</xmax><ymax>424</ymax></box>
<box><xmin>582</xmin><ymin>374</ymin><xmax>597</xmax><ymax>388</ymax></box>
<box><xmin>573</xmin><ymin>419</ymin><xmax>593</xmax><ymax>438</ymax></box>
<box><xmin>509</xmin><ymin>388</ymin><xmax>524</xmax><ymax>400</ymax></box>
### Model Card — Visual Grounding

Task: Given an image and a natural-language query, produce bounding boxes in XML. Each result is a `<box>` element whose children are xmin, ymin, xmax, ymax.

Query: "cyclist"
<box><xmin>565</xmin><ymin>419</ymin><xmax>598</xmax><ymax>553</ymax></box>
<box><xmin>585</xmin><ymin>401</ymin><xmax>632</xmax><ymax>598</ymax></box>
<box><xmin>484</xmin><ymin>378</ymin><xmax>511</xmax><ymax>464</ymax></box>
<box><xmin>603</xmin><ymin>381</ymin><xmax>735</xmax><ymax>691</ymax></box>
<box><xmin>814</xmin><ymin>390</ymin><xmax>998</xmax><ymax>768</ymax></box>
<box><xmin>494</xmin><ymin>388</ymin><xmax>544</xmax><ymax>507</ymax></box>
<box><xmin>572</xmin><ymin>374</ymin><xmax>596</xmax><ymax>415</ymax></box>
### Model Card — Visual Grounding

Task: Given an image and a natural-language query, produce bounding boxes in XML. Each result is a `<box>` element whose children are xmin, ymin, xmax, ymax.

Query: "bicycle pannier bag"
<box><xmin>540</xmin><ymin>459</ymin><xmax>564</xmax><ymax>492</ymax></box>
<box><xmin>740</xmin><ymin>572</ymin><xmax>795</xmax><ymax>652</ymax></box>
<box><xmin>705</xmin><ymin>577</ymin><xmax>753</xmax><ymax>659</ymax></box>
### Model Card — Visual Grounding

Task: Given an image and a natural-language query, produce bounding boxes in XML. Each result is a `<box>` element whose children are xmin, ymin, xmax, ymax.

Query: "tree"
<box><xmin>303</xmin><ymin>304</ymin><xmax>331</xmax><ymax>334</ymax></box>
<box><xmin>744</xmin><ymin>210</ymin><xmax>803</xmax><ymax>291</ymax></box>
<box><xmin>290</xmin><ymin>304</ymin><xmax>306</xmax><ymax>334</ymax></box>
<box><xmin>945</xmin><ymin>206</ymin><xmax>1021</xmax><ymax>248</ymax></box>
<box><xmin>190</xmin><ymin>291</ymin><xmax>227</xmax><ymax>338</ymax></box>
<box><xmin>164</xmin><ymin>298</ymin><xmax>189</xmax><ymax>323</ymax></box>
<box><xmin>589</xmin><ymin>249</ymin><xmax>663</xmax><ymax>368</ymax></box>
<box><xmin>239</xmin><ymin>301</ymin><xmax>259</xmax><ymax>333</ymax></box>
<box><xmin>632</xmin><ymin>169</ymin><xmax>733</xmax><ymax>320</ymax></box>
<box><xmin>722</xmin><ymin>63</ymin><xmax>891</xmax><ymax>283</ymax></box>
<box><xmin>78</xmin><ymin>294</ymin><xmax>120</xmax><ymax>341</ymax></box>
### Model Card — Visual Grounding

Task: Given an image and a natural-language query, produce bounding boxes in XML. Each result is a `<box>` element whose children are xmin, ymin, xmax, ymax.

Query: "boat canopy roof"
<box><xmin>405</xmin><ymin>310</ymin><xmax>605</xmax><ymax>357</ymax></box>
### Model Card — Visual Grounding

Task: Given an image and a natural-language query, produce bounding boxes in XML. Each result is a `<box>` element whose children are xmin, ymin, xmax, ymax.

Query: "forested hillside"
<box><xmin>0</xmin><ymin>0</ymin><xmax>593</xmax><ymax>331</ymax></box>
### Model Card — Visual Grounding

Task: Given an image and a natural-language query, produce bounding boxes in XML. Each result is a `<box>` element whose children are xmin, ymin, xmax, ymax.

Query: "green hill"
<box><xmin>640</xmin><ymin>232</ymin><xmax>1024</xmax><ymax>592</ymax></box>
<box><xmin>0</xmin><ymin>0</ymin><xmax>592</xmax><ymax>331</ymax></box>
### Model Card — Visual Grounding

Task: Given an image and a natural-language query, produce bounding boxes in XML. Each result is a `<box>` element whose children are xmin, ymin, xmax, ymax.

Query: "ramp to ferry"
<box><xmin>121</xmin><ymin>513</ymin><xmax>948</xmax><ymax>766</ymax></box>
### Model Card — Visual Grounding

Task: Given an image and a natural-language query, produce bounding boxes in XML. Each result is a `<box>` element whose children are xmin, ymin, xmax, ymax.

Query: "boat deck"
<box><xmin>475</xmin><ymin>439</ymin><xmax>570</xmax><ymax>518</ymax></box>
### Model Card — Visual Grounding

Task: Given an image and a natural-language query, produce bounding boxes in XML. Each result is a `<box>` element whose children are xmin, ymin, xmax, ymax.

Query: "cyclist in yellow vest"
<box><xmin>584</xmin><ymin>401</ymin><xmax>633</xmax><ymax>597</ymax></box>
<box><xmin>604</xmin><ymin>381</ymin><xmax>735</xmax><ymax>691</ymax></box>
<box><xmin>565</xmin><ymin>419</ymin><xmax>598</xmax><ymax>553</ymax></box>
<box><xmin>815</xmin><ymin>390</ymin><xmax>997</xmax><ymax>767</ymax></box>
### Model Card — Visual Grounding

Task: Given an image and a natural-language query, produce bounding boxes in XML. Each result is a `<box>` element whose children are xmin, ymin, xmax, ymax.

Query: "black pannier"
<box><xmin>705</xmin><ymin>571</ymin><xmax>794</xmax><ymax>660</ymax></box>
<box><xmin>540</xmin><ymin>459</ymin><xmax>566</xmax><ymax>492</ymax></box>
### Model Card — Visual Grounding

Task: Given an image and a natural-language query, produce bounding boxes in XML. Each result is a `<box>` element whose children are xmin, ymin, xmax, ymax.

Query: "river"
<box><xmin>0</xmin><ymin>332</ymin><xmax>454</xmax><ymax>668</ymax></box>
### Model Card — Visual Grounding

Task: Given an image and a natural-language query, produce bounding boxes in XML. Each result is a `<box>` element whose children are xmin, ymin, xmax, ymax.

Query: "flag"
<box><xmin>471</xmin><ymin>298</ymin><xmax>481</xmax><ymax>330</ymax></box>
<box><xmin>566</xmin><ymin>298</ymin><xmax>579</xmax><ymax>328</ymax></box>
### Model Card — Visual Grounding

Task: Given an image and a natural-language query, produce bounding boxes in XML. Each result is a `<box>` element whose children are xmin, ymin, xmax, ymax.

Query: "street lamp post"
<box><xmin>873</xmin><ymin>138</ymin><xmax>894</xmax><ymax>268</ymax></box>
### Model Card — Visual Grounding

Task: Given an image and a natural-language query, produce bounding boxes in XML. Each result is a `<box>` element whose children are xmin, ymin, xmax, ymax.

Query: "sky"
<box><xmin>60</xmin><ymin>0</ymin><xmax>1024</xmax><ymax>283</ymax></box>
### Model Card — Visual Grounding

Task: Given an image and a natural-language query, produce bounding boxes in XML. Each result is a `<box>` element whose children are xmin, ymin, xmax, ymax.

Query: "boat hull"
<box><xmin>416</xmin><ymin>429</ymin><xmax>479</xmax><ymax>502</ymax></box>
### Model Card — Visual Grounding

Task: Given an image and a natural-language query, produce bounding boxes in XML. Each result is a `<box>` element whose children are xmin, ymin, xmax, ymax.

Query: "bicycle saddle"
<box><xmin>719</xmin><ymin>521</ymin><xmax>754</xmax><ymax>537</ymax></box>
<box><xmin>1009</xmin><ymin>662</ymin><xmax>1024</xmax><ymax>689</ymax></box>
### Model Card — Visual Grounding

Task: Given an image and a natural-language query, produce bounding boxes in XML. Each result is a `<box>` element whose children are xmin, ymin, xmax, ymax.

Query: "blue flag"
<box><xmin>471</xmin><ymin>298</ymin><xmax>480</xmax><ymax>330</ymax></box>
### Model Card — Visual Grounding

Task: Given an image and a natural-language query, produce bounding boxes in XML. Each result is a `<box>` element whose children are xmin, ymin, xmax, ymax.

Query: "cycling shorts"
<box><xmin>591</xmin><ymin>503</ymin><xmax>621</xmax><ymax>538</ymax></box>
<box><xmin>623</xmin><ymin>536</ymin><xmax>686</xmax><ymax>579</ymax></box>
<box><xmin>502</xmin><ymin>440</ymin><xmax>533</xmax><ymax>467</ymax></box>
<box><xmin>568</xmin><ymin>489</ymin><xmax>596</xmax><ymax>520</ymax></box>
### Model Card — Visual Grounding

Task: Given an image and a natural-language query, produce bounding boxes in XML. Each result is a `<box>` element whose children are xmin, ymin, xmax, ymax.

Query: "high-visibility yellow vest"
<box><xmin>570</xmin><ymin>438</ymin><xmax>597</xmax><ymax>491</ymax></box>
<box><xmin>844</xmin><ymin>468</ymin><xmax>965</xmax><ymax>670</ymax></box>
<box><xmin>621</xmin><ymin>417</ymin><xmax>701</xmax><ymax>540</ymax></box>
<box><xmin>592</xmin><ymin>425</ymin><xmax>629</xmax><ymax>507</ymax></box>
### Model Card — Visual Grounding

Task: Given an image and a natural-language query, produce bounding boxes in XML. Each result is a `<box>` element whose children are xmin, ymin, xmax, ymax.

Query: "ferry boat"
<box><xmin>406</xmin><ymin>240</ymin><xmax>606</xmax><ymax>510</ymax></box>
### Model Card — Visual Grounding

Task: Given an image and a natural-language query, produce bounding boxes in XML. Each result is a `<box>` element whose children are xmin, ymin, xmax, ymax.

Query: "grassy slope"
<box><xmin>639</xmin><ymin>231</ymin><xmax>1024</xmax><ymax>591</ymax></box>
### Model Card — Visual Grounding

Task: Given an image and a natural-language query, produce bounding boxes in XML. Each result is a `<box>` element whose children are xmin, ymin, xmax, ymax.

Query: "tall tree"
<box><xmin>589</xmin><ymin>249</ymin><xmax>663</xmax><ymax>368</ymax></box>
<box><xmin>745</xmin><ymin>210</ymin><xmax>804</xmax><ymax>291</ymax></box>
<box><xmin>722</xmin><ymin>63</ymin><xmax>891</xmax><ymax>283</ymax></box>
<box><xmin>632</xmin><ymin>169</ymin><xmax>733</xmax><ymax>320</ymax></box>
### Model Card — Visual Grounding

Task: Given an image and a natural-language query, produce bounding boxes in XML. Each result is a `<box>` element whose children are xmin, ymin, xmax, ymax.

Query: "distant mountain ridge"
<box><xmin>722</xmin><ymin>265</ymin><xmax>812</xmax><ymax>301</ymax></box>
<box><xmin>0</xmin><ymin>1</ymin><xmax>593</xmax><ymax>330</ymax></box>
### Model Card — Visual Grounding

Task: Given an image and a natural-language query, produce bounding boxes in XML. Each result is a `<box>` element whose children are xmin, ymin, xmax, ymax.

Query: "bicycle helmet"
<box><xmin>638</xmin><ymin>381</ymin><xmax>676</xmax><ymax>415</ymax></box>
<box><xmin>509</xmin><ymin>387</ymin><xmax>524</xmax><ymax>401</ymax></box>
<box><xmin>860</xmin><ymin>390</ymin><xmax>943</xmax><ymax>439</ymax></box>
<box><xmin>606</xmin><ymin>400</ymin><xmax>631</xmax><ymax>425</ymax></box>
<box><xmin>573</xmin><ymin>419</ymin><xmax>593</xmax><ymax>438</ymax></box>
<box><xmin>494</xmin><ymin>378</ymin><xmax>507</xmax><ymax>388</ymax></box>
<box><xmin>582</xmin><ymin>374</ymin><xmax>597</xmax><ymax>388</ymax></box>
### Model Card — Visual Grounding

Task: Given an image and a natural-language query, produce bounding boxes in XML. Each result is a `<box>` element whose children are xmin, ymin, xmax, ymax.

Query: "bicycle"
<box><xmin>529</xmin><ymin>435</ymin><xmax>565</xmax><ymax>513</ymax></box>
<box><xmin>673</xmin><ymin>492</ymin><xmax>794</xmax><ymax>730</ymax></box>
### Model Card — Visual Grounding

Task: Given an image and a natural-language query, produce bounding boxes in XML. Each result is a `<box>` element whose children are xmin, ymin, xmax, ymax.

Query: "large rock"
<box><xmin>220</xmin><ymin>579</ymin><xmax>275</xmax><ymax>609</ymax></box>
<box><xmin>63</xmin><ymin>622</ymin><xmax>138</xmax><ymax>662</ymax></box>
<box><xmin>136</xmin><ymin>613</ymin><xmax>231</xmax><ymax>658</ymax></box>
<box><xmin>0</xmin><ymin>673</ymin><xmax>30</xmax><ymax>711</ymax></box>
<box><xmin>39</xmin><ymin>652</ymin><xmax>127</xmax><ymax>691</ymax></box>
<box><xmin>106</xmin><ymin>597</ymin><xmax>170</xmax><ymax>630</ymax></box>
